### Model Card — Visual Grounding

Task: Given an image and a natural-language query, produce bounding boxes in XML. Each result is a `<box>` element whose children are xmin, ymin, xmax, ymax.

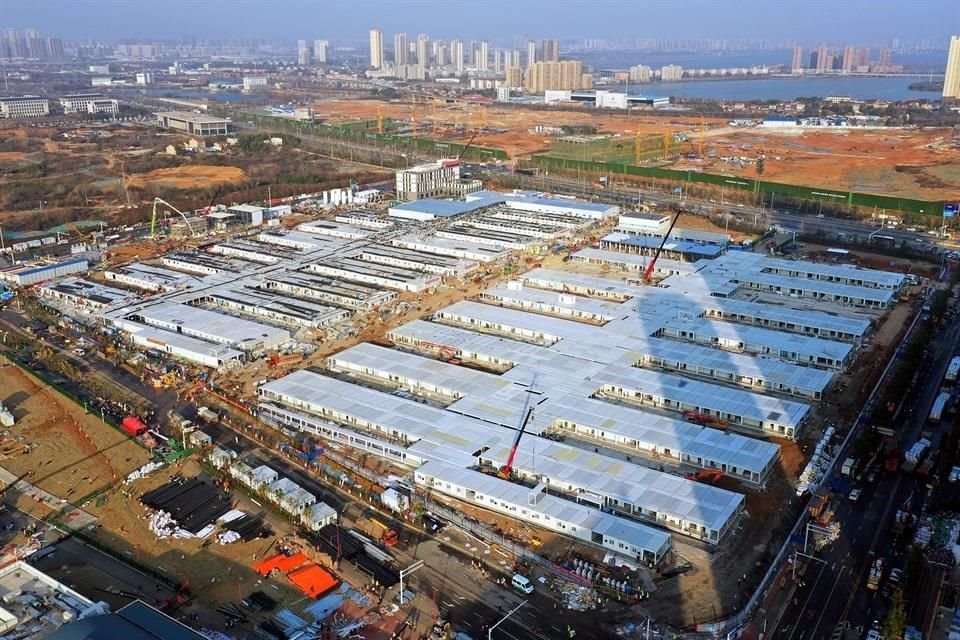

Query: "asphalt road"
<box><xmin>772</xmin><ymin>301</ymin><xmax>960</xmax><ymax>639</ymax></box>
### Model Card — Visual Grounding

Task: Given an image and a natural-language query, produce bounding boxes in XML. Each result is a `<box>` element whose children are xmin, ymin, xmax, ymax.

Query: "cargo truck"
<box><xmin>947</xmin><ymin>356</ymin><xmax>960</xmax><ymax>383</ymax></box>
<box><xmin>929</xmin><ymin>391</ymin><xmax>951</xmax><ymax>424</ymax></box>
<box><xmin>841</xmin><ymin>457</ymin><xmax>856</xmax><ymax>477</ymax></box>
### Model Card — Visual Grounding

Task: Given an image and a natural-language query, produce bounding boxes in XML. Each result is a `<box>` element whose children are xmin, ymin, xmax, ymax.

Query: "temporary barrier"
<box><xmin>287</xmin><ymin>564</ymin><xmax>339</xmax><ymax>598</ymax></box>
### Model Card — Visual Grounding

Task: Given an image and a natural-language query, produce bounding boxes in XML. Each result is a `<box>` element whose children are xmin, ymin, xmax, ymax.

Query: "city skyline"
<box><xmin>2</xmin><ymin>0</ymin><xmax>958</xmax><ymax>44</ymax></box>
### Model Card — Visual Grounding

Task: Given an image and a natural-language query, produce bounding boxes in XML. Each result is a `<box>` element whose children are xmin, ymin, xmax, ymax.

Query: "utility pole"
<box><xmin>488</xmin><ymin>600</ymin><xmax>527</xmax><ymax>640</ymax></box>
<box><xmin>399</xmin><ymin>559</ymin><xmax>423</xmax><ymax>605</ymax></box>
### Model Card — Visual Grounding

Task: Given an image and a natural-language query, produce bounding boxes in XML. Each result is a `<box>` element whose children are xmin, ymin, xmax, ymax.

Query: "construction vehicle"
<box><xmin>151</xmin><ymin>198</ymin><xmax>198</xmax><ymax>239</ymax></box>
<box><xmin>499</xmin><ymin>405</ymin><xmax>535</xmax><ymax>479</ymax></box>
<box><xmin>268</xmin><ymin>352</ymin><xmax>304</xmax><ymax>369</ymax></box>
<box><xmin>808</xmin><ymin>489</ymin><xmax>830</xmax><ymax>519</ymax></box>
<box><xmin>685</xmin><ymin>469</ymin><xmax>725</xmax><ymax>485</ymax></box>
<box><xmin>681</xmin><ymin>410</ymin><xmax>728</xmax><ymax>428</ymax></box>
<box><xmin>641</xmin><ymin>210</ymin><xmax>682</xmax><ymax>285</ymax></box>
<box><xmin>866</xmin><ymin>558</ymin><xmax>884</xmax><ymax>590</ymax></box>
<box><xmin>369</xmin><ymin>517</ymin><xmax>399</xmax><ymax>547</ymax></box>
<box><xmin>840</xmin><ymin>457</ymin><xmax>856</xmax><ymax>477</ymax></box>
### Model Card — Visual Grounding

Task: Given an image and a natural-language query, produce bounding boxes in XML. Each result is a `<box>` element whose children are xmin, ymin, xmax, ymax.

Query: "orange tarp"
<box><xmin>252</xmin><ymin>552</ymin><xmax>309</xmax><ymax>576</ymax></box>
<box><xmin>287</xmin><ymin>564</ymin><xmax>339</xmax><ymax>598</ymax></box>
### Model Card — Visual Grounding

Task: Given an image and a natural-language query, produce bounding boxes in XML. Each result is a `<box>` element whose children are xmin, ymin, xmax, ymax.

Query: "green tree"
<box><xmin>882</xmin><ymin>591</ymin><xmax>907</xmax><ymax>640</ymax></box>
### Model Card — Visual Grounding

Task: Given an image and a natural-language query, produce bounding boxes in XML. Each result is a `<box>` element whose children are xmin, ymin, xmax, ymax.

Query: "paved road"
<box><xmin>771</xmin><ymin>301</ymin><xmax>960</xmax><ymax>639</ymax></box>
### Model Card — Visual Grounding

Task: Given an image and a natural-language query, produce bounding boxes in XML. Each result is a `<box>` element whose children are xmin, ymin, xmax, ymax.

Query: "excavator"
<box><xmin>641</xmin><ymin>210</ymin><xmax>683</xmax><ymax>284</ymax></box>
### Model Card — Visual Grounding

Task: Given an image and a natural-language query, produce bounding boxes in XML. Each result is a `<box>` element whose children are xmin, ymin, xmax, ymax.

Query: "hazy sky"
<box><xmin>3</xmin><ymin>0</ymin><xmax>959</xmax><ymax>44</ymax></box>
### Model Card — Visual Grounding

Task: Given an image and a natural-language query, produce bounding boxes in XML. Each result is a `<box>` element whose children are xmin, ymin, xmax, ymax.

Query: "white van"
<box><xmin>511</xmin><ymin>574</ymin><xmax>534</xmax><ymax>594</ymax></box>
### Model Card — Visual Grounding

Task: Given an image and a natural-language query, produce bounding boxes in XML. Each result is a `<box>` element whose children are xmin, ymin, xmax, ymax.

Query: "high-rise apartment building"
<box><xmin>509</xmin><ymin>50</ymin><xmax>521</xmax><ymax>68</ymax></box>
<box><xmin>369</xmin><ymin>29</ymin><xmax>384</xmax><ymax>69</ymax></box>
<box><xmin>791</xmin><ymin>46</ymin><xmax>803</xmax><ymax>72</ymax></box>
<box><xmin>629</xmin><ymin>65</ymin><xmax>652</xmax><ymax>83</ymax></box>
<box><xmin>660</xmin><ymin>65</ymin><xmax>683</xmax><ymax>81</ymax></box>
<box><xmin>944</xmin><ymin>36</ymin><xmax>960</xmax><ymax>100</ymax></box>
<box><xmin>435</xmin><ymin>40</ymin><xmax>447</xmax><ymax>67</ymax></box>
<box><xmin>815</xmin><ymin>44</ymin><xmax>829</xmax><ymax>71</ymax></box>
<box><xmin>394</xmin><ymin>33</ymin><xmax>408</xmax><ymax>65</ymax></box>
<box><xmin>541</xmin><ymin>38</ymin><xmax>560</xmax><ymax>62</ymax></box>
<box><xmin>416</xmin><ymin>34</ymin><xmax>429</xmax><ymax>66</ymax></box>
<box><xmin>297</xmin><ymin>40</ymin><xmax>311</xmax><ymax>65</ymax></box>
<box><xmin>878</xmin><ymin>48</ymin><xmax>892</xmax><ymax>68</ymax></box>
<box><xmin>523</xmin><ymin>60</ymin><xmax>586</xmax><ymax>93</ymax></box>
<box><xmin>451</xmin><ymin>40</ymin><xmax>464</xmax><ymax>73</ymax></box>
<box><xmin>313</xmin><ymin>40</ymin><xmax>328</xmax><ymax>63</ymax></box>
<box><xmin>856</xmin><ymin>47</ymin><xmax>870</xmax><ymax>69</ymax></box>
<box><xmin>527</xmin><ymin>40</ymin><xmax>536</xmax><ymax>69</ymax></box>
<box><xmin>477</xmin><ymin>40</ymin><xmax>489</xmax><ymax>71</ymax></box>
<box><xmin>493</xmin><ymin>49</ymin><xmax>504</xmax><ymax>74</ymax></box>
<box><xmin>841</xmin><ymin>46</ymin><xmax>855</xmax><ymax>71</ymax></box>
<box><xmin>505</xmin><ymin>66</ymin><xmax>523</xmax><ymax>88</ymax></box>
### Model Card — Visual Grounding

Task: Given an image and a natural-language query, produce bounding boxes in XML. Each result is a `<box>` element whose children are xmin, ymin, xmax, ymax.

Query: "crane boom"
<box><xmin>457</xmin><ymin>131</ymin><xmax>480</xmax><ymax>161</ymax></box>
<box><xmin>501</xmin><ymin>405</ymin><xmax>534</xmax><ymax>479</ymax></box>
<box><xmin>151</xmin><ymin>198</ymin><xmax>197</xmax><ymax>238</ymax></box>
<box><xmin>642</xmin><ymin>210</ymin><xmax>682</xmax><ymax>284</ymax></box>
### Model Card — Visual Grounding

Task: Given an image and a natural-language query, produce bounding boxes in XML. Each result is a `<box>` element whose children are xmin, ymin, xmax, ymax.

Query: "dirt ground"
<box><xmin>675</xmin><ymin>211</ymin><xmax>754</xmax><ymax>243</ymax></box>
<box><xmin>311</xmin><ymin>98</ymin><xmax>719</xmax><ymax>158</ymax></box>
<box><xmin>127</xmin><ymin>165</ymin><xmax>248</xmax><ymax>191</ymax></box>
<box><xmin>0</xmin><ymin>363</ymin><xmax>151</xmax><ymax>504</ymax></box>
<box><xmin>797</xmin><ymin>242</ymin><xmax>941</xmax><ymax>279</ymax></box>
<box><xmin>673</xmin><ymin>126</ymin><xmax>960</xmax><ymax>200</ymax></box>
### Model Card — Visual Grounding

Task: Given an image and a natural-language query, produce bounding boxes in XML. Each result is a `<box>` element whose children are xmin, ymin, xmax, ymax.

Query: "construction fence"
<box><xmin>254</xmin><ymin>115</ymin><xmax>509</xmax><ymax>163</ymax></box>
<box><xmin>529</xmin><ymin>155</ymin><xmax>945</xmax><ymax>216</ymax></box>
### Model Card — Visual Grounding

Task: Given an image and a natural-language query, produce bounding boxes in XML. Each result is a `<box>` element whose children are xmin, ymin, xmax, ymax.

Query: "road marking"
<box><xmin>811</xmin><ymin>565</ymin><xmax>848</xmax><ymax>639</ymax></box>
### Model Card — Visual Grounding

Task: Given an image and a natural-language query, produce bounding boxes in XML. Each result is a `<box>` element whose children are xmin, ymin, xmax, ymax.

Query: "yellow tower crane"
<box><xmin>663</xmin><ymin>129</ymin><xmax>673</xmax><ymax>160</ymax></box>
<box><xmin>376</xmin><ymin>105</ymin><xmax>384</xmax><ymax>134</ymax></box>
<box><xmin>411</xmin><ymin>103</ymin><xmax>417</xmax><ymax>138</ymax></box>
<box><xmin>635</xmin><ymin>129</ymin><xmax>643</xmax><ymax>166</ymax></box>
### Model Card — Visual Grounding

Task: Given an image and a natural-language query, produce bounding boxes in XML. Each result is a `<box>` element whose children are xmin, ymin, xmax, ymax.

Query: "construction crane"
<box><xmin>663</xmin><ymin>129</ymin><xmax>673</xmax><ymax>159</ymax></box>
<box><xmin>200</xmin><ymin>185</ymin><xmax>223</xmax><ymax>217</ymax></box>
<box><xmin>376</xmin><ymin>105</ymin><xmax>384</xmax><ymax>134</ymax></box>
<box><xmin>641</xmin><ymin>210</ymin><xmax>682</xmax><ymax>284</ymax></box>
<box><xmin>457</xmin><ymin>130</ymin><xmax>480</xmax><ymax>161</ymax></box>
<box><xmin>499</xmin><ymin>405</ymin><xmax>534</xmax><ymax>479</ymax></box>
<box><xmin>151</xmin><ymin>198</ymin><xmax>197</xmax><ymax>239</ymax></box>
<box><xmin>698</xmin><ymin>117</ymin><xmax>706</xmax><ymax>158</ymax></box>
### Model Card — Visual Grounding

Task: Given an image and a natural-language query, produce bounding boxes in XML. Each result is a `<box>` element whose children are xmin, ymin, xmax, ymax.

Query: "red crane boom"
<box><xmin>642</xmin><ymin>210</ymin><xmax>683</xmax><ymax>284</ymax></box>
<box><xmin>501</xmin><ymin>406</ymin><xmax>535</xmax><ymax>479</ymax></box>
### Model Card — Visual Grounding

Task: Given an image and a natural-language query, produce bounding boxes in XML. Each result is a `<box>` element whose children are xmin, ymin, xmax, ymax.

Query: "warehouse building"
<box><xmin>187</xmin><ymin>285</ymin><xmax>349</xmax><ymax>329</ymax></box>
<box><xmin>391</xmin><ymin>234</ymin><xmax>511</xmax><ymax>263</ymax></box>
<box><xmin>155</xmin><ymin>111</ymin><xmax>230</xmax><ymax>135</ymax></box>
<box><xmin>570</xmin><ymin>247</ymin><xmax>703</xmax><ymax>278</ymax></box>
<box><xmin>479</xmin><ymin>283</ymin><xmax>626</xmax><ymax>324</ymax></box>
<box><xmin>104</xmin><ymin>263</ymin><xmax>196</xmax><ymax>292</ymax></box>
<box><xmin>415</xmin><ymin>461</ymin><xmax>672</xmax><ymax>565</ymax></box>
<box><xmin>435</xmin><ymin>224</ymin><xmax>542</xmax><ymax>250</ymax></box>
<box><xmin>297</xmin><ymin>220</ymin><xmax>372</xmax><ymax>240</ymax></box>
<box><xmin>600</xmin><ymin>232</ymin><xmax>724</xmax><ymax>261</ymax></box>
<box><xmin>0</xmin><ymin>258</ymin><xmax>88</xmax><ymax>286</ymax></box>
<box><xmin>306</xmin><ymin>257</ymin><xmax>441</xmax><ymax>293</ymax></box>
<box><xmin>262</xmin><ymin>270</ymin><xmax>397</xmax><ymax>310</ymax></box>
<box><xmin>360</xmin><ymin>244</ymin><xmax>479</xmax><ymax>277</ymax></box>
<box><xmin>256</xmin><ymin>230</ymin><xmax>345</xmax><ymax>252</ymax></box>
<box><xmin>40</xmin><ymin>277</ymin><xmax>136</xmax><ymax>311</ymax></box>
<box><xmin>162</xmin><ymin>252</ymin><xmax>249</xmax><ymax>275</ymax></box>
<box><xmin>209</xmin><ymin>240</ymin><xmax>302</xmax><ymax>265</ymax></box>
<box><xmin>117</xmin><ymin>302</ymin><xmax>290</xmax><ymax>352</ymax></box>
<box><xmin>335</xmin><ymin>211</ymin><xmax>395</xmax><ymax>230</ymax></box>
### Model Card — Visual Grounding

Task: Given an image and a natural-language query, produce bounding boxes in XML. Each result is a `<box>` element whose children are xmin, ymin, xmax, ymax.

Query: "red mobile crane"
<box><xmin>641</xmin><ymin>210</ymin><xmax>683</xmax><ymax>284</ymax></box>
<box><xmin>499</xmin><ymin>405</ymin><xmax>535</xmax><ymax>479</ymax></box>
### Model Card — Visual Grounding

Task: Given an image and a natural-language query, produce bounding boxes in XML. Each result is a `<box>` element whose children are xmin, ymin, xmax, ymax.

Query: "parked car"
<box><xmin>849</xmin><ymin>488</ymin><xmax>862</xmax><ymax>502</ymax></box>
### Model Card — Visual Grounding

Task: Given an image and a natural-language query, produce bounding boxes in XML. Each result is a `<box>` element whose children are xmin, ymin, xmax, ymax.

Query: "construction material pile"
<box><xmin>140</xmin><ymin>476</ymin><xmax>272</xmax><ymax>544</ymax></box>
<box><xmin>553</xmin><ymin>578</ymin><xmax>599</xmax><ymax>611</ymax></box>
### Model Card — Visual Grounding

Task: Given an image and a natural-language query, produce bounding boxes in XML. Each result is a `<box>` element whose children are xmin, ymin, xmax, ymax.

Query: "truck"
<box><xmin>196</xmin><ymin>406</ymin><xmax>219</xmax><ymax>423</ymax></box>
<box><xmin>841</xmin><ymin>457</ymin><xmax>856</xmax><ymax>478</ymax></box>
<box><xmin>902</xmin><ymin>439</ymin><xmax>931</xmax><ymax>472</ymax></box>
<box><xmin>121</xmin><ymin>415</ymin><xmax>148</xmax><ymax>437</ymax></box>
<box><xmin>885</xmin><ymin>449</ymin><xmax>901</xmax><ymax>472</ymax></box>
<box><xmin>946</xmin><ymin>356</ymin><xmax>960</xmax><ymax>383</ymax></box>
<box><xmin>929</xmin><ymin>391</ymin><xmax>951</xmax><ymax>424</ymax></box>
<box><xmin>866</xmin><ymin>558</ymin><xmax>884</xmax><ymax>590</ymax></box>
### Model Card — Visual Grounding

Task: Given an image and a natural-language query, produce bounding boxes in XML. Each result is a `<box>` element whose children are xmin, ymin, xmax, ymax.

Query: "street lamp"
<box><xmin>399</xmin><ymin>559</ymin><xmax>423</xmax><ymax>605</ymax></box>
<box><xmin>488</xmin><ymin>600</ymin><xmax>527</xmax><ymax>640</ymax></box>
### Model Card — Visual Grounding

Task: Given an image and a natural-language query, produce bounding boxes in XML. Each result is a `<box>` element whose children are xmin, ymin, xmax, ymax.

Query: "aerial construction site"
<box><xmin>0</xmin><ymin>165</ymin><xmax>925</xmax><ymax>639</ymax></box>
